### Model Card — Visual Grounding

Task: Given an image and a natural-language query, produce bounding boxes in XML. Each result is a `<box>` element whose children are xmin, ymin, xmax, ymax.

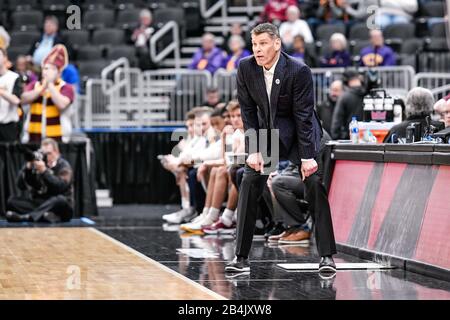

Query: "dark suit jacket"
<box><xmin>237</xmin><ymin>51</ymin><xmax>322</xmax><ymax>164</ymax></box>
<box><xmin>28</xmin><ymin>33</ymin><xmax>66</xmax><ymax>57</ymax></box>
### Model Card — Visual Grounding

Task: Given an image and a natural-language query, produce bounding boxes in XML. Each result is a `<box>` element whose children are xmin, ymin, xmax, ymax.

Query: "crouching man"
<box><xmin>6</xmin><ymin>138</ymin><xmax>73</xmax><ymax>223</ymax></box>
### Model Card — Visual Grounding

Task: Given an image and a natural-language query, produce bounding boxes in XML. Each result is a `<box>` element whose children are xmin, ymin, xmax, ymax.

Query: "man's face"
<box><xmin>42</xmin><ymin>63</ymin><xmax>59</xmax><ymax>83</ymax></box>
<box><xmin>252</xmin><ymin>32</ymin><xmax>281</xmax><ymax>68</ymax></box>
<box><xmin>44</xmin><ymin>20</ymin><xmax>58</xmax><ymax>35</ymax></box>
<box><xmin>186</xmin><ymin>119</ymin><xmax>194</xmax><ymax>137</ymax></box>
<box><xmin>140</xmin><ymin>15</ymin><xmax>152</xmax><ymax>27</ymax></box>
<box><xmin>41</xmin><ymin>144</ymin><xmax>59</xmax><ymax>166</ymax></box>
<box><xmin>194</xmin><ymin>113</ymin><xmax>211</xmax><ymax>136</ymax></box>
<box><xmin>443</xmin><ymin>102</ymin><xmax>450</xmax><ymax>127</ymax></box>
<box><xmin>370</xmin><ymin>30</ymin><xmax>384</xmax><ymax>47</ymax></box>
<box><xmin>230</xmin><ymin>108</ymin><xmax>243</xmax><ymax>130</ymax></box>
<box><xmin>207</xmin><ymin>91</ymin><xmax>219</xmax><ymax>106</ymax></box>
<box><xmin>229</xmin><ymin>38</ymin><xmax>242</xmax><ymax>53</ymax></box>
<box><xmin>210</xmin><ymin>116</ymin><xmax>225</xmax><ymax>134</ymax></box>
<box><xmin>329</xmin><ymin>82</ymin><xmax>343</xmax><ymax>101</ymax></box>
<box><xmin>15</xmin><ymin>56</ymin><xmax>27</xmax><ymax>72</ymax></box>
<box><xmin>287</xmin><ymin>9</ymin><xmax>299</xmax><ymax>22</ymax></box>
<box><xmin>202</xmin><ymin>36</ymin><xmax>215</xmax><ymax>52</ymax></box>
<box><xmin>223</xmin><ymin>111</ymin><xmax>231</xmax><ymax>126</ymax></box>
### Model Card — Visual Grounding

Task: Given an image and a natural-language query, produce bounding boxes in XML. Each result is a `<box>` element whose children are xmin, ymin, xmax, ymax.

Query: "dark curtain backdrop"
<box><xmin>87</xmin><ymin>131</ymin><xmax>181</xmax><ymax>204</ymax></box>
<box><xmin>0</xmin><ymin>141</ymin><xmax>98</xmax><ymax>217</ymax></box>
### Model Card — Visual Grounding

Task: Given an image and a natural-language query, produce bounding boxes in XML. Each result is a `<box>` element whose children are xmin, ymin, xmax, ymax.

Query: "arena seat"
<box><xmin>92</xmin><ymin>28</ymin><xmax>126</xmax><ymax>47</ymax></box>
<box><xmin>11</xmin><ymin>10</ymin><xmax>43</xmax><ymax>31</ymax></box>
<box><xmin>83</xmin><ymin>9</ymin><xmax>115</xmax><ymax>30</ymax></box>
<box><xmin>76</xmin><ymin>45</ymin><xmax>105</xmax><ymax>61</ymax></box>
<box><xmin>9</xmin><ymin>30</ymin><xmax>40</xmax><ymax>47</ymax></box>
<box><xmin>106</xmin><ymin>45</ymin><xmax>138</xmax><ymax>65</ymax></box>
<box><xmin>116</xmin><ymin>8</ymin><xmax>141</xmax><ymax>31</ymax></box>
<box><xmin>348</xmin><ymin>23</ymin><xmax>370</xmax><ymax>41</ymax></box>
<box><xmin>61</xmin><ymin>30</ymin><xmax>90</xmax><ymax>50</ymax></box>
<box><xmin>315</xmin><ymin>24</ymin><xmax>346</xmax><ymax>41</ymax></box>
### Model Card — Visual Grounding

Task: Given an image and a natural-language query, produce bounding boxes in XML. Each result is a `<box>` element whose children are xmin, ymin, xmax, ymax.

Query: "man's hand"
<box><xmin>300</xmin><ymin>159</ymin><xmax>318</xmax><ymax>181</ymax></box>
<box><xmin>246</xmin><ymin>152</ymin><xmax>264</xmax><ymax>173</ymax></box>
<box><xmin>44</xmin><ymin>68</ymin><xmax>58</xmax><ymax>84</ymax></box>
<box><xmin>33</xmin><ymin>160</ymin><xmax>47</xmax><ymax>174</ymax></box>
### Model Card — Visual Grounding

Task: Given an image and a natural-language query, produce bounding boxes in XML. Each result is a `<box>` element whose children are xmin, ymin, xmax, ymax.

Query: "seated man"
<box><xmin>268</xmin><ymin>131</ymin><xmax>332</xmax><ymax>244</ymax></box>
<box><xmin>6</xmin><ymin>138</ymin><xmax>73</xmax><ymax>223</ymax></box>
<box><xmin>384</xmin><ymin>87</ymin><xmax>445</xmax><ymax>143</ymax></box>
<box><xmin>181</xmin><ymin>101</ymin><xmax>245</xmax><ymax>234</ymax></box>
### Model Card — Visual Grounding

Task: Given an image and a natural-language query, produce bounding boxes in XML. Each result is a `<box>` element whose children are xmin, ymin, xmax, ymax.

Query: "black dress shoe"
<box><xmin>225</xmin><ymin>256</ymin><xmax>250</xmax><ymax>272</ymax></box>
<box><xmin>319</xmin><ymin>256</ymin><xmax>336</xmax><ymax>274</ymax></box>
<box><xmin>5</xmin><ymin>211</ymin><xmax>33</xmax><ymax>223</ymax></box>
<box><xmin>264</xmin><ymin>222</ymin><xmax>286</xmax><ymax>240</ymax></box>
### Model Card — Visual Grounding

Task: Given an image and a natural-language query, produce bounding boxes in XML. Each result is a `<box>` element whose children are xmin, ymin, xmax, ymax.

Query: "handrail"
<box><xmin>199</xmin><ymin>0</ymin><xmax>228</xmax><ymax>36</ymax></box>
<box><xmin>100</xmin><ymin>57</ymin><xmax>130</xmax><ymax>95</ymax></box>
<box><xmin>150</xmin><ymin>21</ymin><xmax>180</xmax><ymax>69</ymax></box>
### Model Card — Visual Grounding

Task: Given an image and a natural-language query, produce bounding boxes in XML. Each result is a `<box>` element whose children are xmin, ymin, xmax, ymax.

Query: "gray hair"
<box><xmin>228</xmin><ymin>35</ymin><xmax>245</xmax><ymax>49</ymax></box>
<box><xmin>251</xmin><ymin>23</ymin><xmax>280</xmax><ymax>39</ymax></box>
<box><xmin>405</xmin><ymin>87</ymin><xmax>435</xmax><ymax>117</ymax></box>
<box><xmin>140</xmin><ymin>8</ymin><xmax>152</xmax><ymax>19</ymax></box>
<box><xmin>330</xmin><ymin>33</ymin><xmax>347</xmax><ymax>50</ymax></box>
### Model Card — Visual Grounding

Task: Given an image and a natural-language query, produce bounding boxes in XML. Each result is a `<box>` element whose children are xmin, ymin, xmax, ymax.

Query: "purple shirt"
<box><xmin>360</xmin><ymin>45</ymin><xmax>396</xmax><ymax>67</ymax></box>
<box><xmin>188</xmin><ymin>47</ymin><xmax>224</xmax><ymax>74</ymax></box>
<box><xmin>222</xmin><ymin>49</ymin><xmax>251</xmax><ymax>70</ymax></box>
<box><xmin>320</xmin><ymin>50</ymin><xmax>351</xmax><ymax>68</ymax></box>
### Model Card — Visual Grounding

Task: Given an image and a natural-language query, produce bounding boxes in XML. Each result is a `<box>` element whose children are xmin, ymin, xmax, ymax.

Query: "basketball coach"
<box><xmin>225</xmin><ymin>23</ymin><xmax>337</xmax><ymax>275</ymax></box>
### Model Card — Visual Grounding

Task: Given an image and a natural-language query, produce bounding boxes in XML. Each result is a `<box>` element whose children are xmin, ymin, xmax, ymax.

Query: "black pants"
<box><xmin>0</xmin><ymin>122</ymin><xmax>19</xmax><ymax>142</ymax></box>
<box><xmin>235</xmin><ymin>165</ymin><xmax>337</xmax><ymax>258</ymax></box>
<box><xmin>7</xmin><ymin>195</ymin><xmax>73</xmax><ymax>222</ymax></box>
<box><xmin>271</xmin><ymin>174</ymin><xmax>307</xmax><ymax>227</ymax></box>
<box><xmin>187</xmin><ymin>167</ymin><xmax>206</xmax><ymax>214</ymax></box>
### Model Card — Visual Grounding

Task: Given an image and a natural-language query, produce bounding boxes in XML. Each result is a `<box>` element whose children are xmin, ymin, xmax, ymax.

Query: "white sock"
<box><xmin>221</xmin><ymin>208</ymin><xmax>234</xmax><ymax>227</ymax></box>
<box><xmin>202</xmin><ymin>207</ymin><xmax>210</xmax><ymax>216</ymax></box>
<box><xmin>181</xmin><ymin>197</ymin><xmax>190</xmax><ymax>210</ymax></box>
<box><xmin>207</xmin><ymin>207</ymin><xmax>220</xmax><ymax>221</ymax></box>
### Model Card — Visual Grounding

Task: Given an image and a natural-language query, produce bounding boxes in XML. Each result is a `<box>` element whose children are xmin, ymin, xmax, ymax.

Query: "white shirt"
<box><xmin>0</xmin><ymin>70</ymin><xmax>19</xmax><ymax>124</ymax></box>
<box><xmin>262</xmin><ymin>54</ymin><xmax>280</xmax><ymax>104</ymax></box>
<box><xmin>279</xmin><ymin>20</ymin><xmax>314</xmax><ymax>45</ymax></box>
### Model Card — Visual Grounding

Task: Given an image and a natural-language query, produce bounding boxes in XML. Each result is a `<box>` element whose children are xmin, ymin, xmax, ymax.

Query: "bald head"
<box><xmin>370</xmin><ymin>29</ymin><xmax>384</xmax><ymax>48</ymax></box>
<box><xmin>202</xmin><ymin>33</ymin><xmax>216</xmax><ymax>52</ymax></box>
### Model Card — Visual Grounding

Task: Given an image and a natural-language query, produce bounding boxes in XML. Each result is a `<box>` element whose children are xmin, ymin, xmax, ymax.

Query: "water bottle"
<box><xmin>349</xmin><ymin>117</ymin><xmax>359</xmax><ymax>144</ymax></box>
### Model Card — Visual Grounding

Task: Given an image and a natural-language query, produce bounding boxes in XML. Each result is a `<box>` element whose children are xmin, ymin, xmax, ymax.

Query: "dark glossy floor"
<box><xmin>93</xmin><ymin>205</ymin><xmax>450</xmax><ymax>300</ymax></box>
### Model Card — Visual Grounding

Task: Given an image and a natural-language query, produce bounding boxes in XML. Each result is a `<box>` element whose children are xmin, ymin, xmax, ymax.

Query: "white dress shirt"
<box><xmin>262</xmin><ymin>53</ymin><xmax>312</xmax><ymax>162</ymax></box>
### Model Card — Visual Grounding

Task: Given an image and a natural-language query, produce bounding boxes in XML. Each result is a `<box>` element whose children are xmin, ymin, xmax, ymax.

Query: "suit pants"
<box><xmin>7</xmin><ymin>195</ymin><xmax>73</xmax><ymax>222</ymax></box>
<box><xmin>235</xmin><ymin>164</ymin><xmax>337</xmax><ymax>258</ymax></box>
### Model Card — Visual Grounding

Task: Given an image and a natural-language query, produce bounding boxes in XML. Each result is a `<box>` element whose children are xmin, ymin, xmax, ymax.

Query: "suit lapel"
<box><xmin>269</xmin><ymin>53</ymin><xmax>286</xmax><ymax>126</ymax></box>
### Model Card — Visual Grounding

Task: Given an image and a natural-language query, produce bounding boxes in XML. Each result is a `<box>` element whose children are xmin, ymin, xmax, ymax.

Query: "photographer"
<box><xmin>5</xmin><ymin>138</ymin><xmax>73</xmax><ymax>223</ymax></box>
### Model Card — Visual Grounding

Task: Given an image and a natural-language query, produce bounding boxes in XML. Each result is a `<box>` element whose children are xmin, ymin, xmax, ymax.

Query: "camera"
<box><xmin>24</xmin><ymin>149</ymin><xmax>47</xmax><ymax>163</ymax></box>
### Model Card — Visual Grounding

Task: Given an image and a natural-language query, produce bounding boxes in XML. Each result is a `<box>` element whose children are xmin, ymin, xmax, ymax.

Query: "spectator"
<box><xmin>0</xmin><ymin>48</ymin><xmax>21</xmax><ymax>142</ymax></box>
<box><xmin>384</xmin><ymin>87</ymin><xmax>444</xmax><ymax>143</ymax></box>
<box><xmin>28</xmin><ymin>16</ymin><xmax>65</xmax><ymax>67</ymax></box>
<box><xmin>316</xmin><ymin>0</ymin><xmax>349</xmax><ymax>24</ymax></box>
<box><xmin>279</xmin><ymin>5</ymin><xmax>314</xmax><ymax>49</ymax></box>
<box><xmin>21</xmin><ymin>45</ymin><xmax>75</xmax><ymax>143</ymax></box>
<box><xmin>375</xmin><ymin>0</ymin><xmax>418</xmax><ymax>29</ymax></box>
<box><xmin>360</xmin><ymin>29</ymin><xmax>396</xmax><ymax>67</ymax></box>
<box><xmin>434</xmin><ymin>98</ymin><xmax>450</xmax><ymax>127</ymax></box>
<box><xmin>222</xmin><ymin>35</ymin><xmax>251</xmax><ymax>71</ymax></box>
<box><xmin>203</xmin><ymin>87</ymin><xmax>221</xmax><ymax>108</ymax></box>
<box><xmin>316</xmin><ymin>80</ymin><xmax>344</xmax><ymax>133</ymax></box>
<box><xmin>224</xmin><ymin>23</ymin><xmax>250</xmax><ymax>53</ymax></box>
<box><xmin>320</xmin><ymin>33</ymin><xmax>351</xmax><ymax>67</ymax></box>
<box><xmin>188</xmin><ymin>33</ymin><xmax>224</xmax><ymax>75</ymax></box>
<box><xmin>131</xmin><ymin>9</ymin><xmax>157</xmax><ymax>70</ymax></box>
<box><xmin>5</xmin><ymin>138</ymin><xmax>74</xmax><ymax>223</ymax></box>
<box><xmin>331</xmin><ymin>70</ymin><xmax>366</xmax><ymax>139</ymax></box>
<box><xmin>260</xmin><ymin>0</ymin><xmax>297</xmax><ymax>25</ymax></box>
<box><xmin>290</xmin><ymin>35</ymin><xmax>316</xmax><ymax>67</ymax></box>
<box><xmin>14</xmin><ymin>55</ymin><xmax>38</xmax><ymax>86</ymax></box>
